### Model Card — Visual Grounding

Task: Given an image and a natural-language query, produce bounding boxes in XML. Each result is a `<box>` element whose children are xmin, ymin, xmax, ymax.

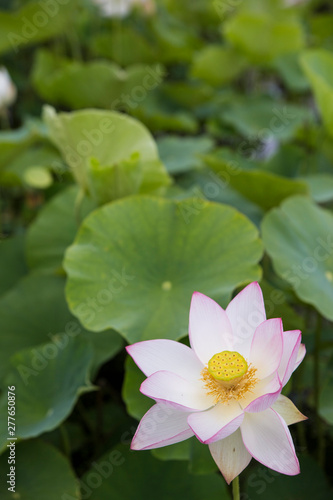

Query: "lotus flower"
<box><xmin>126</xmin><ymin>282</ymin><xmax>306</xmax><ymax>484</ymax></box>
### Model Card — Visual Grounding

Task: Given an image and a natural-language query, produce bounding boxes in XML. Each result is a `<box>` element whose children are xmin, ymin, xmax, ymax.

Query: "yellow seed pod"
<box><xmin>208</xmin><ymin>351</ymin><xmax>248</xmax><ymax>381</ymax></box>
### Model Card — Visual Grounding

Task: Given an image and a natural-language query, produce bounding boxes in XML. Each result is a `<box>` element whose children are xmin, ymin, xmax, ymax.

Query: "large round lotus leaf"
<box><xmin>261</xmin><ymin>196</ymin><xmax>333</xmax><ymax>320</ymax></box>
<box><xmin>64</xmin><ymin>196</ymin><xmax>263</xmax><ymax>343</ymax></box>
<box><xmin>0</xmin><ymin>440</ymin><xmax>80</xmax><ymax>499</ymax></box>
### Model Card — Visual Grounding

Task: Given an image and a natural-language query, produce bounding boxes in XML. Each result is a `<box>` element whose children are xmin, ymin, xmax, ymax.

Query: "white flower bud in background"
<box><xmin>92</xmin><ymin>0</ymin><xmax>155</xmax><ymax>18</ymax></box>
<box><xmin>0</xmin><ymin>67</ymin><xmax>16</xmax><ymax>111</ymax></box>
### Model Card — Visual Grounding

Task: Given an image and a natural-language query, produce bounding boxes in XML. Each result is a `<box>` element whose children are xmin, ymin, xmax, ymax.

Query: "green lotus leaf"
<box><xmin>191</xmin><ymin>45</ymin><xmax>247</xmax><ymax>86</ymax></box>
<box><xmin>0</xmin><ymin>121</ymin><xmax>44</xmax><ymax>172</ymax></box>
<box><xmin>245</xmin><ymin>454</ymin><xmax>330</xmax><ymax>500</ymax></box>
<box><xmin>0</xmin><ymin>234</ymin><xmax>27</xmax><ymax>296</ymax></box>
<box><xmin>300</xmin><ymin>49</ymin><xmax>333</xmax><ymax>137</ymax></box>
<box><xmin>177</xmin><ymin>169</ymin><xmax>263</xmax><ymax>227</ymax></box>
<box><xmin>0</xmin><ymin>441</ymin><xmax>80</xmax><ymax>499</ymax></box>
<box><xmin>0</xmin><ymin>273</ymin><xmax>123</xmax><ymax>380</ymax></box>
<box><xmin>189</xmin><ymin>438</ymin><xmax>218</xmax><ymax>475</ymax></box>
<box><xmin>81</xmin><ymin>444</ymin><xmax>228</xmax><ymax>500</ymax></box>
<box><xmin>32</xmin><ymin>49</ymin><xmax>164</xmax><ymax>110</ymax></box>
<box><xmin>92</xmin><ymin>29</ymin><xmax>158</xmax><ymax>65</ymax></box>
<box><xmin>261</xmin><ymin>196</ymin><xmax>333</xmax><ymax>320</ymax></box>
<box><xmin>87</xmin><ymin>154</ymin><xmax>143</xmax><ymax>205</ymax></box>
<box><xmin>3</xmin><ymin>143</ymin><xmax>61</xmax><ymax>187</ymax></box>
<box><xmin>219</xmin><ymin>95</ymin><xmax>312</xmax><ymax>141</ymax></box>
<box><xmin>301</xmin><ymin>174</ymin><xmax>333</xmax><ymax>203</ymax></box>
<box><xmin>273</xmin><ymin>53</ymin><xmax>309</xmax><ymax>93</ymax></box>
<box><xmin>44</xmin><ymin>106</ymin><xmax>171</xmax><ymax>198</ymax></box>
<box><xmin>0</xmin><ymin>336</ymin><xmax>94</xmax><ymax>449</ymax></box>
<box><xmin>131</xmin><ymin>91</ymin><xmax>199</xmax><ymax>133</ymax></box>
<box><xmin>0</xmin><ymin>2</ymin><xmax>73</xmax><ymax>55</ymax></box>
<box><xmin>157</xmin><ymin>135</ymin><xmax>214</xmax><ymax>175</ymax></box>
<box><xmin>64</xmin><ymin>196</ymin><xmax>263</xmax><ymax>343</ymax></box>
<box><xmin>26</xmin><ymin>185</ymin><xmax>96</xmax><ymax>273</ymax></box>
<box><xmin>152</xmin><ymin>440</ymin><xmax>191</xmax><ymax>462</ymax></box>
<box><xmin>203</xmin><ymin>151</ymin><xmax>309</xmax><ymax>210</ymax></box>
<box><xmin>224</xmin><ymin>11</ymin><xmax>304</xmax><ymax>64</ymax></box>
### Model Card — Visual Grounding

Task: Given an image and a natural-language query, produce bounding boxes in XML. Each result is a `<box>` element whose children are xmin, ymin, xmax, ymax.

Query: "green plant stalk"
<box><xmin>60</xmin><ymin>424</ymin><xmax>71</xmax><ymax>458</ymax></box>
<box><xmin>67</xmin><ymin>29</ymin><xmax>82</xmax><ymax>61</ymax></box>
<box><xmin>232</xmin><ymin>475</ymin><xmax>240</xmax><ymax>500</ymax></box>
<box><xmin>74</xmin><ymin>187</ymin><xmax>85</xmax><ymax>226</ymax></box>
<box><xmin>67</xmin><ymin>0</ymin><xmax>82</xmax><ymax>61</ymax></box>
<box><xmin>0</xmin><ymin>110</ymin><xmax>11</xmax><ymax>130</ymax></box>
<box><xmin>314</xmin><ymin>313</ymin><xmax>325</xmax><ymax>466</ymax></box>
<box><xmin>293</xmin><ymin>362</ymin><xmax>307</xmax><ymax>453</ymax></box>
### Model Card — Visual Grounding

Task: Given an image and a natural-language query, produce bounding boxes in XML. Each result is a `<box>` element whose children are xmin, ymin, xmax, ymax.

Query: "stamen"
<box><xmin>201</xmin><ymin>364</ymin><xmax>258</xmax><ymax>405</ymax></box>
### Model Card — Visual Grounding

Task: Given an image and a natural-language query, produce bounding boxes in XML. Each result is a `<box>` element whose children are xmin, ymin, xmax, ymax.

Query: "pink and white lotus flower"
<box><xmin>126</xmin><ymin>282</ymin><xmax>306</xmax><ymax>483</ymax></box>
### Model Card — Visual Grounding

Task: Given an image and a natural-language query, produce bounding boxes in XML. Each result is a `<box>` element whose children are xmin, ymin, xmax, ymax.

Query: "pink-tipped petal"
<box><xmin>126</xmin><ymin>339</ymin><xmax>203</xmax><ymax>381</ymax></box>
<box><xmin>241</xmin><ymin>408</ymin><xmax>300</xmax><ymax>476</ymax></box>
<box><xmin>278</xmin><ymin>330</ymin><xmax>302</xmax><ymax>387</ymax></box>
<box><xmin>131</xmin><ymin>403</ymin><xmax>193</xmax><ymax>450</ymax></box>
<box><xmin>140</xmin><ymin>370</ymin><xmax>215</xmax><ymax>411</ymax></box>
<box><xmin>248</xmin><ymin>318</ymin><xmax>283</xmax><ymax>379</ymax></box>
<box><xmin>242</xmin><ymin>373</ymin><xmax>282</xmax><ymax>413</ymax></box>
<box><xmin>272</xmin><ymin>395</ymin><xmax>307</xmax><ymax>426</ymax></box>
<box><xmin>226</xmin><ymin>282</ymin><xmax>266</xmax><ymax>359</ymax></box>
<box><xmin>293</xmin><ymin>344</ymin><xmax>306</xmax><ymax>371</ymax></box>
<box><xmin>189</xmin><ymin>292</ymin><xmax>233</xmax><ymax>365</ymax></box>
<box><xmin>209</xmin><ymin>430</ymin><xmax>252</xmax><ymax>484</ymax></box>
<box><xmin>187</xmin><ymin>401</ymin><xmax>244</xmax><ymax>444</ymax></box>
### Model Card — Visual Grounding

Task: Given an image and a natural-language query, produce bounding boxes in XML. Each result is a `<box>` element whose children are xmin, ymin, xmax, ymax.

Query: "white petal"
<box><xmin>241</xmin><ymin>408</ymin><xmax>300</xmax><ymax>475</ymax></box>
<box><xmin>293</xmin><ymin>344</ymin><xmax>306</xmax><ymax>371</ymax></box>
<box><xmin>226</xmin><ymin>282</ymin><xmax>266</xmax><ymax>359</ymax></box>
<box><xmin>248</xmin><ymin>318</ymin><xmax>283</xmax><ymax>379</ymax></box>
<box><xmin>272</xmin><ymin>395</ymin><xmax>307</xmax><ymax>426</ymax></box>
<box><xmin>209</xmin><ymin>429</ymin><xmax>252</xmax><ymax>484</ymax></box>
<box><xmin>189</xmin><ymin>292</ymin><xmax>233</xmax><ymax>365</ymax></box>
<box><xmin>187</xmin><ymin>401</ymin><xmax>244</xmax><ymax>443</ymax></box>
<box><xmin>126</xmin><ymin>339</ymin><xmax>204</xmax><ymax>382</ymax></box>
<box><xmin>140</xmin><ymin>370</ymin><xmax>214</xmax><ymax>411</ymax></box>
<box><xmin>278</xmin><ymin>330</ymin><xmax>301</xmax><ymax>386</ymax></box>
<box><xmin>241</xmin><ymin>372</ymin><xmax>282</xmax><ymax>412</ymax></box>
<box><xmin>131</xmin><ymin>403</ymin><xmax>194</xmax><ymax>450</ymax></box>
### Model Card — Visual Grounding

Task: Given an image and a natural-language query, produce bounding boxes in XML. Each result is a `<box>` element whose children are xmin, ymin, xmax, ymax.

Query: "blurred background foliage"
<box><xmin>0</xmin><ymin>0</ymin><xmax>333</xmax><ymax>498</ymax></box>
